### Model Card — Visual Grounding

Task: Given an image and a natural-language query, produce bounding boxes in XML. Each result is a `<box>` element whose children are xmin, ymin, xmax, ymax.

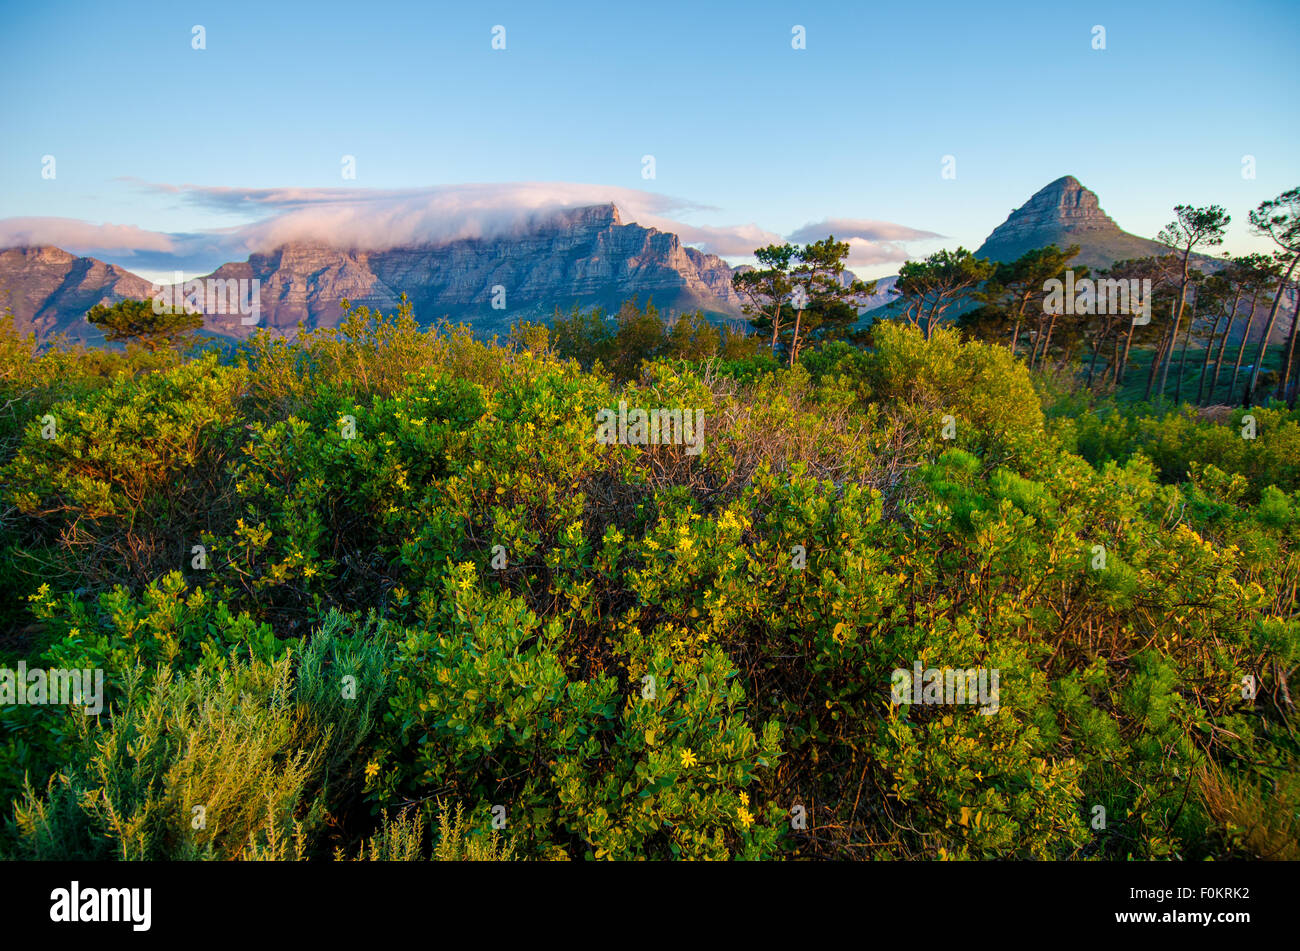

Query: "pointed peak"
<box><xmin>1038</xmin><ymin>174</ymin><xmax>1086</xmax><ymax>193</ymax></box>
<box><xmin>1022</xmin><ymin>176</ymin><xmax>1101</xmax><ymax>211</ymax></box>
<box><xmin>994</xmin><ymin>175</ymin><xmax>1110</xmax><ymax>230</ymax></box>
<box><xmin>977</xmin><ymin>176</ymin><xmax>1170</xmax><ymax>269</ymax></box>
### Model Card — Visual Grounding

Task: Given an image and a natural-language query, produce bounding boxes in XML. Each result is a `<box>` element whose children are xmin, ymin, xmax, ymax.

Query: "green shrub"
<box><xmin>863</xmin><ymin>322</ymin><xmax>1045</xmax><ymax>439</ymax></box>
<box><xmin>1</xmin><ymin>306</ymin><xmax>1294</xmax><ymax>862</ymax></box>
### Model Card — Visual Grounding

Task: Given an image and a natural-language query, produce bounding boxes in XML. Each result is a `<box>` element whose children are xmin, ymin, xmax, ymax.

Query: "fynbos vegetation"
<box><xmin>1</xmin><ymin>271</ymin><xmax>1296</xmax><ymax>860</ymax></box>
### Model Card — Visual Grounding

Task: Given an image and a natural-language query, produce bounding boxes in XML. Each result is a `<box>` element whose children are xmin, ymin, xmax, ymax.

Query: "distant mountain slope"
<box><xmin>859</xmin><ymin>175</ymin><xmax>1259</xmax><ymax>329</ymax></box>
<box><xmin>6</xmin><ymin>184</ymin><xmax>1284</xmax><ymax>347</ymax></box>
<box><xmin>194</xmin><ymin>203</ymin><xmax>750</xmax><ymax>338</ymax></box>
<box><xmin>0</xmin><ymin>205</ymin><xmax>748</xmax><ymax>342</ymax></box>
<box><xmin>975</xmin><ymin>176</ymin><xmax>1173</xmax><ymax>268</ymax></box>
<box><xmin>857</xmin><ymin>175</ymin><xmax>1157</xmax><ymax>326</ymax></box>
<box><xmin>0</xmin><ymin>246</ymin><xmax>156</xmax><ymax>342</ymax></box>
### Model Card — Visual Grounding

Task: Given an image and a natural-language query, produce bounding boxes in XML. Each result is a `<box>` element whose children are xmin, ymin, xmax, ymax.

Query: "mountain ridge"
<box><xmin>0</xmin><ymin>179</ymin><xmax>1271</xmax><ymax>344</ymax></box>
<box><xmin>0</xmin><ymin>246</ymin><xmax>157</xmax><ymax>343</ymax></box>
<box><xmin>0</xmin><ymin>204</ymin><xmax>753</xmax><ymax>342</ymax></box>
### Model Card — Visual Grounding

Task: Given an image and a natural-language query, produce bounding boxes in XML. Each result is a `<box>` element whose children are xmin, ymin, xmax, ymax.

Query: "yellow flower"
<box><xmin>739</xmin><ymin>791</ymin><xmax>749</xmax><ymax>807</ymax></box>
<box><xmin>365</xmin><ymin>760</ymin><xmax>380</xmax><ymax>781</ymax></box>
<box><xmin>679</xmin><ymin>749</ymin><xmax>698</xmax><ymax>769</ymax></box>
<box><xmin>737</xmin><ymin>806</ymin><xmax>754</xmax><ymax>828</ymax></box>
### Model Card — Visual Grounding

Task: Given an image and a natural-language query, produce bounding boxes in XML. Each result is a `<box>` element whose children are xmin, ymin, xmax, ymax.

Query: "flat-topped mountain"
<box><xmin>3</xmin><ymin>180</ymin><xmax>1268</xmax><ymax>345</ymax></box>
<box><xmin>0</xmin><ymin>204</ymin><xmax>748</xmax><ymax>342</ymax></box>
<box><xmin>197</xmin><ymin>203</ymin><xmax>746</xmax><ymax>337</ymax></box>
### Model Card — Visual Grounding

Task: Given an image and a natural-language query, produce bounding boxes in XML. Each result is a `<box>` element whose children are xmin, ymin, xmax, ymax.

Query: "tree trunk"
<box><xmin>1039</xmin><ymin>312</ymin><xmax>1059</xmax><ymax>371</ymax></box>
<box><xmin>1285</xmin><ymin>293</ymin><xmax>1300</xmax><ymax>408</ymax></box>
<box><xmin>1145</xmin><ymin>300</ymin><xmax>1175</xmax><ymax>400</ymax></box>
<box><xmin>1175</xmin><ymin>288</ymin><xmax>1198</xmax><ymax>404</ymax></box>
<box><xmin>789</xmin><ymin>308</ymin><xmax>803</xmax><ymax>367</ymax></box>
<box><xmin>1086</xmin><ymin>320</ymin><xmax>1109</xmax><ymax>388</ymax></box>
<box><xmin>1028</xmin><ymin>314</ymin><xmax>1047</xmax><ymax>369</ymax></box>
<box><xmin>1275</xmin><ymin>283</ymin><xmax>1300</xmax><ymax>405</ymax></box>
<box><xmin>1247</xmin><ymin>254</ymin><xmax>1300</xmax><ymax>404</ymax></box>
<box><xmin>1119</xmin><ymin>318</ymin><xmax>1136</xmax><ymax>384</ymax></box>
<box><xmin>1158</xmin><ymin>253</ymin><xmax>1192</xmax><ymax>398</ymax></box>
<box><xmin>924</xmin><ymin>297</ymin><xmax>944</xmax><ymax>340</ymax></box>
<box><xmin>1197</xmin><ymin>313</ymin><xmax>1223</xmax><ymax>405</ymax></box>
<box><xmin>1009</xmin><ymin>295</ymin><xmax>1029</xmax><ymax>358</ymax></box>
<box><xmin>1229</xmin><ymin>291</ymin><xmax>1262</xmax><ymax>405</ymax></box>
<box><xmin>1207</xmin><ymin>287</ymin><xmax>1243</xmax><ymax>404</ymax></box>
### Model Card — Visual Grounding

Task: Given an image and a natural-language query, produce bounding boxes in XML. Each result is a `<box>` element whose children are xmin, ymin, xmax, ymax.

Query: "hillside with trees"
<box><xmin>0</xmin><ymin>187</ymin><xmax>1296</xmax><ymax>861</ymax></box>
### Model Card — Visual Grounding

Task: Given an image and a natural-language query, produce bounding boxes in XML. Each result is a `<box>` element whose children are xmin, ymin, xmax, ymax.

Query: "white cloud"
<box><xmin>1</xmin><ymin>183</ymin><xmax>941</xmax><ymax>276</ymax></box>
<box><xmin>128</xmin><ymin>180</ymin><xmax>742</xmax><ymax>256</ymax></box>
<box><xmin>0</xmin><ymin>217</ymin><xmax>176</xmax><ymax>254</ymax></box>
<box><xmin>784</xmin><ymin>218</ymin><xmax>946</xmax><ymax>270</ymax></box>
<box><xmin>786</xmin><ymin>218</ymin><xmax>943</xmax><ymax>244</ymax></box>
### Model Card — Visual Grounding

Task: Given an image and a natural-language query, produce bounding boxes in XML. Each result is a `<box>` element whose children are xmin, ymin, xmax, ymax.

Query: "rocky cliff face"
<box><xmin>1</xmin><ymin>204</ymin><xmax>749</xmax><ymax>342</ymax></box>
<box><xmin>976</xmin><ymin>176</ymin><xmax>1171</xmax><ymax>269</ymax></box>
<box><xmin>1</xmin><ymin>205</ymin><xmax>748</xmax><ymax>341</ymax></box>
<box><xmin>971</xmin><ymin>177</ymin><xmax>1295</xmax><ymax>346</ymax></box>
<box><xmin>0</xmin><ymin>246</ymin><xmax>156</xmax><ymax>341</ymax></box>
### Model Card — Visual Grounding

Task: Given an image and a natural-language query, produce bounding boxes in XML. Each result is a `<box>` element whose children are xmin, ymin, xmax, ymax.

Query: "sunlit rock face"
<box><xmin>1</xmin><ymin>204</ymin><xmax>749</xmax><ymax>342</ymax></box>
<box><xmin>977</xmin><ymin>175</ymin><xmax>1171</xmax><ymax>270</ymax></box>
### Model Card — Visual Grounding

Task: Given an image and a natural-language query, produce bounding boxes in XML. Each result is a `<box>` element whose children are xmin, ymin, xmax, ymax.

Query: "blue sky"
<box><xmin>1</xmin><ymin>0</ymin><xmax>1297</xmax><ymax>280</ymax></box>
